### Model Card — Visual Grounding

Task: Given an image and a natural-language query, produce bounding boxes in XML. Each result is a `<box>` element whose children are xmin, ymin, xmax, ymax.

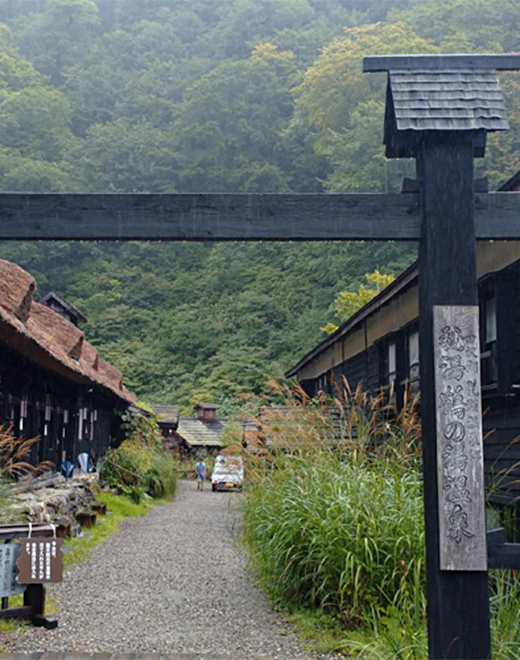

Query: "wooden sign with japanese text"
<box><xmin>434</xmin><ymin>306</ymin><xmax>487</xmax><ymax>571</ymax></box>
<box><xmin>0</xmin><ymin>544</ymin><xmax>26</xmax><ymax>597</ymax></box>
<box><xmin>16</xmin><ymin>537</ymin><xmax>64</xmax><ymax>584</ymax></box>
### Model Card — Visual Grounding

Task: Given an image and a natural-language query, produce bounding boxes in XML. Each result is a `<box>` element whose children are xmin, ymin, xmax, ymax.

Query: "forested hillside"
<box><xmin>0</xmin><ymin>0</ymin><xmax>517</xmax><ymax>412</ymax></box>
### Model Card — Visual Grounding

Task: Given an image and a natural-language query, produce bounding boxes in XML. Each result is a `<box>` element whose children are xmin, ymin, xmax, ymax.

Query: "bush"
<box><xmin>100</xmin><ymin>412</ymin><xmax>177</xmax><ymax>502</ymax></box>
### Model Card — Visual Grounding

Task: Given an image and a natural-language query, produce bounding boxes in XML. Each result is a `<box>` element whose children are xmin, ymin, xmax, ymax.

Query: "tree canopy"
<box><xmin>321</xmin><ymin>270</ymin><xmax>396</xmax><ymax>335</ymax></box>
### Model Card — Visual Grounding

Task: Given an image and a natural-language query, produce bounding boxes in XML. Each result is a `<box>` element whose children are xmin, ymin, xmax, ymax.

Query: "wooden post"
<box><xmin>418</xmin><ymin>132</ymin><xmax>491</xmax><ymax>659</ymax></box>
<box><xmin>23</xmin><ymin>583</ymin><xmax>45</xmax><ymax>618</ymax></box>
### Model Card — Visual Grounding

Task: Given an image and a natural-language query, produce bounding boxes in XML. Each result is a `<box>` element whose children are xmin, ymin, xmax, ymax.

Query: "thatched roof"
<box><xmin>0</xmin><ymin>260</ymin><xmax>36</xmax><ymax>322</ymax></box>
<box><xmin>0</xmin><ymin>259</ymin><xmax>135</xmax><ymax>404</ymax></box>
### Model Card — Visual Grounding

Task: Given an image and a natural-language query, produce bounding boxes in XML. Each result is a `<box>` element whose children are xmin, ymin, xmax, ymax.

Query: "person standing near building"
<box><xmin>195</xmin><ymin>458</ymin><xmax>207</xmax><ymax>491</ymax></box>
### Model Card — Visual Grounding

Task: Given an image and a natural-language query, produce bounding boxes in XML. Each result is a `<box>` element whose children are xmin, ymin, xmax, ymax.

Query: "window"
<box><xmin>408</xmin><ymin>331</ymin><xmax>420</xmax><ymax>382</ymax></box>
<box><xmin>388</xmin><ymin>342</ymin><xmax>397</xmax><ymax>385</ymax></box>
<box><xmin>5</xmin><ymin>397</ymin><xmax>14</xmax><ymax>421</ymax></box>
<box><xmin>485</xmin><ymin>296</ymin><xmax>497</xmax><ymax>344</ymax></box>
<box><xmin>481</xmin><ymin>296</ymin><xmax>498</xmax><ymax>386</ymax></box>
<box><xmin>19</xmin><ymin>398</ymin><xmax>28</xmax><ymax>432</ymax></box>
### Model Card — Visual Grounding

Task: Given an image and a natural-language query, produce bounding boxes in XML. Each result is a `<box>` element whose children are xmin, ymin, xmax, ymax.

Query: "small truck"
<box><xmin>211</xmin><ymin>455</ymin><xmax>244</xmax><ymax>492</ymax></box>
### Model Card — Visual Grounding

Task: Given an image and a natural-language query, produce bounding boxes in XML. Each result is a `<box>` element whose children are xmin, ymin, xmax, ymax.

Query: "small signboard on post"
<box><xmin>0</xmin><ymin>544</ymin><xmax>26</xmax><ymax>597</ymax></box>
<box><xmin>16</xmin><ymin>537</ymin><xmax>64</xmax><ymax>584</ymax></box>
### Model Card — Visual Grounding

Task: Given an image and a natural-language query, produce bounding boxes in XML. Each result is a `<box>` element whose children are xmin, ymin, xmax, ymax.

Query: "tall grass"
<box><xmin>243</xmin><ymin>449</ymin><xmax>425</xmax><ymax>625</ymax></box>
<box><xmin>0</xmin><ymin>425</ymin><xmax>51</xmax><ymax>482</ymax></box>
<box><xmin>242</xmin><ymin>381</ymin><xmax>426</xmax><ymax>656</ymax></box>
<box><xmin>243</xmin><ymin>382</ymin><xmax>520</xmax><ymax>658</ymax></box>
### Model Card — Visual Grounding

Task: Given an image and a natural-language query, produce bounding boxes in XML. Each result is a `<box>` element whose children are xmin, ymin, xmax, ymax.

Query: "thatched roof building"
<box><xmin>0</xmin><ymin>259</ymin><xmax>134</xmax><ymax>405</ymax></box>
<box><xmin>0</xmin><ymin>259</ymin><xmax>135</xmax><ymax>472</ymax></box>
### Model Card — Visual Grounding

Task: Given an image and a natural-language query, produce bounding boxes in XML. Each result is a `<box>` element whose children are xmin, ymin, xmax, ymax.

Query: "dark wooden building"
<box><xmin>152</xmin><ymin>404</ymin><xmax>180</xmax><ymax>450</ymax></box>
<box><xmin>37</xmin><ymin>290</ymin><xmax>87</xmax><ymax>326</ymax></box>
<box><xmin>0</xmin><ymin>259</ymin><xmax>136</xmax><ymax>473</ymax></box>
<box><xmin>287</xmin><ymin>237</ymin><xmax>520</xmax><ymax>517</ymax></box>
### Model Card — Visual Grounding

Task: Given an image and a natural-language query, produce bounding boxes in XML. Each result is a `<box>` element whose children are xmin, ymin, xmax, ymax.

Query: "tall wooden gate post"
<box><xmin>364</xmin><ymin>54</ymin><xmax>520</xmax><ymax>659</ymax></box>
<box><xmin>418</xmin><ymin>133</ymin><xmax>490</xmax><ymax>659</ymax></box>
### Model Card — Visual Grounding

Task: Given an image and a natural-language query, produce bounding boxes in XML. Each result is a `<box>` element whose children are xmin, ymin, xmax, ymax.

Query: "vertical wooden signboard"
<box><xmin>434</xmin><ymin>306</ymin><xmax>487</xmax><ymax>571</ymax></box>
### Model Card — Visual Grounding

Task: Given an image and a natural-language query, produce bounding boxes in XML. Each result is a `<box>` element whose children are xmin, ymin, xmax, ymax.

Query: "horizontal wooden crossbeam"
<box><xmin>0</xmin><ymin>192</ymin><xmax>518</xmax><ymax>241</ymax></box>
<box><xmin>0</xmin><ymin>192</ymin><xmax>421</xmax><ymax>241</ymax></box>
<box><xmin>475</xmin><ymin>192</ymin><xmax>520</xmax><ymax>239</ymax></box>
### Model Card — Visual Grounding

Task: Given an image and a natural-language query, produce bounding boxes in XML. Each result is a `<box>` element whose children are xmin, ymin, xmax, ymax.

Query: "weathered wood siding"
<box><xmin>0</xmin><ymin>340</ymin><xmax>125</xmax><ymax>472</ymax></box>
<box><xmin>483</xmin><ymin>400</ymin><xmax>520</xmax><ymax>499</ymax></box>
<box><xmin>294</xmin><ymin>252</ymin><xmax>520</xmax><ymax>510</ymax></box>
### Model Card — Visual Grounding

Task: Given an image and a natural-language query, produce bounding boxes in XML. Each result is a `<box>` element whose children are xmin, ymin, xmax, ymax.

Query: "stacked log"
<box><xmin>3</xmin><ymin>473</ymin><xmax>98</xmax><ymax>527</ymax></box>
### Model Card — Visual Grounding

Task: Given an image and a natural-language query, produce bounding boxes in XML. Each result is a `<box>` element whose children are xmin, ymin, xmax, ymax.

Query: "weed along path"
<box><xmin>10</xmin><ymin>480</ymin><xmax>336</xmax><ymax>659</ymax></box>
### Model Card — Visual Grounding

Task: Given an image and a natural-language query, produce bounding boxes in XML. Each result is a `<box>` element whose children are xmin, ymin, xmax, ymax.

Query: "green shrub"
<box><xmin>145</xmin><ymin>452</ymin><xmax>178</xmax><ymax>499</ymax></box>
<box><xmin>100</xmin><ymin>412</ymin><xmax>177</xmax><ymax>502</ymax></box>
<box><xmin>101</xmin><ymin>441</ymin><xmax>177</xmax><ymax>502</ymax></box>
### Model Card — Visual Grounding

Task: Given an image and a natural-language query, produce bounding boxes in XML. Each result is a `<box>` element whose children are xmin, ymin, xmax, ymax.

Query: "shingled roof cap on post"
<box><xmin>363</xmin><ymin>54</ymin><xmax>520</xmax><ymax>72</ymax></box>
<box><xmin>363</xmin><ymin>54</ymin><xmax>520</xmax><ymax>158</ymax></box>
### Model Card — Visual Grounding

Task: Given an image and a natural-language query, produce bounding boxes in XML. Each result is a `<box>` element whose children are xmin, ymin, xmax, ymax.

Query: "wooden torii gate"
<box><xmin>3</xmin><ymin>53</ymin><xmax>520</xmax><ymax>659</ymax></box>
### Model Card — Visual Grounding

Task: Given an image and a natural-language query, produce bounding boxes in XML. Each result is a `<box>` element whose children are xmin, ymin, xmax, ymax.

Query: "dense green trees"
<box><xmin>77</xmin><ymin>118</ymin><xmax>177</xmax><ymax>192</ymax></box>
<box><xmin>173</xmin><ymin>44</ymin><xmax>297</xmax><ymax>192</ymax></box>
<box><xmin>290</xmin><ymin>21</ymin><xmax>438</xmax><ymax>192</ymax></box>
<box><xmin>0</xmin><ymin>21</ymin><xmax>76</xmax><ymax>190</ymax></box>
<box><xmin>0</xmin><ymin>0</ymin><xmax>516</xmax><ymax>411</ymax></box>
<box><xmin>13</xmin><ymin>0</ymin><xmax>101</xmax><ymax>85</ymax></box>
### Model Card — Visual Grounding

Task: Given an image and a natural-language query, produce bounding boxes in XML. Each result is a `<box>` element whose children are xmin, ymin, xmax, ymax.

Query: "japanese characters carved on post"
<box><xmin>434</xmin><ymin>306</ymin><xmax>487</xmax><ymax>571</ymax></box>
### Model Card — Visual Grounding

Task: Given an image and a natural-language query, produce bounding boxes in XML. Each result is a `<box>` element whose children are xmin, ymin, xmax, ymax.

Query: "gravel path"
<box><xmin>8</xmin><ymin>480</ymin><xmax>340</xmax><ymax>658</ymax></box>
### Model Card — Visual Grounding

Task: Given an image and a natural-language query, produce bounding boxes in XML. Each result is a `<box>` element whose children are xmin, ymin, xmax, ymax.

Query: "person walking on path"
<box><xmin>195</xmin><ymin>458</ymin><xmax>207</xmax><ymax>490</ymax></box>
